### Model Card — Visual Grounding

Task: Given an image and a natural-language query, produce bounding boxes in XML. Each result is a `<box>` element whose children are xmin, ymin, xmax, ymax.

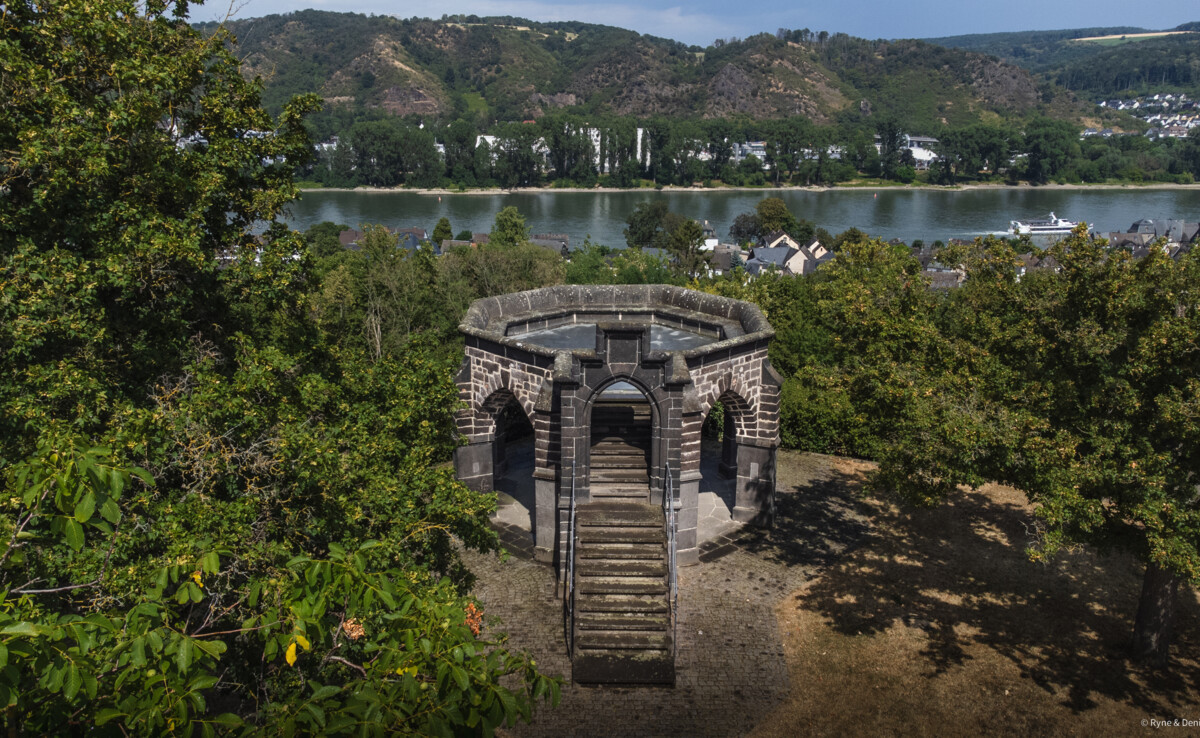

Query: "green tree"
<box><xmin>348</xmin><ymin>119</ymin><xmax>441</xmax><ymax>188</ymax></box>
<box><xmin>492</xmin><ymin>123</ymin><xmax>542</xmax><ymax>188</ymax></box>
<box><xmin>755</xmin><ymin>197</ymin><xmax>800</xmax><ymax>236</ymax></box>
<box><xmin>432</xmin><ymin>216</ymin><xmax>453</xmax><ymax>246</ymax></box>
<box><xmin>729</xmin><ymin>212</ymin><xmax>763</xmax><ymax>245</ymax></box>
<box><xmin>874</xmin><ymin>232</ymin><xmax>1200</xmax><ymax>667</ymax></box>
<box><xmin>0</xmin><ymin>2</ymin><xmax>558</xmax><ymax>733</ymax></box>
<box><xmin>704</xmin><ymin>118</ymin><xmax>734</xmax><ymax>178</ymax></box>
<box><xmin>1021</xmin><ymin>117</ymin><xmax>1080</xmax><ymax>184</ymax></box>
<box><xmin>542</xmin><ymin>115</ymin><xmax>597</xmax><ymax>185</ymax></box>
<box><xmin>1183</xmin><ymin>128</ymin><xmax>1200</xmax><ymax>178</ymax></box>
<box><xmin>441</xmin><ymin>118</ymin><xmax>478</xmax><ymax>185</ymax></box>
<box><xmin>624</xmin><ymin>200</ymin><xmax>684</xmax><ymax>251</ymax></box>
<box><xmin>489</xmin><ymin>206</ymin><xmax>531</xmax><ymax>248</ymax></box>
<box><xmin>668</xmin><ymin>219</ymin><xmax>709</xmax><ymax>280</ymax></box>
<box><xmin>876</xmin><ymin>116</ymin><xmax>905</xmax><ymax>181</ymax></box>
<box><xmin>305</xmin><ymin>221</ymin><xmax>349</xmax><ymax>261</ymax></box>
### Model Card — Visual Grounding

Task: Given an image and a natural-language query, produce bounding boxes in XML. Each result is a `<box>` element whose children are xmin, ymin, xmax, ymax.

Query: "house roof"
<box><xmin>750</xmin><ymin>246</ymin><xmax>798</xmax><ymax>268</ymax></box>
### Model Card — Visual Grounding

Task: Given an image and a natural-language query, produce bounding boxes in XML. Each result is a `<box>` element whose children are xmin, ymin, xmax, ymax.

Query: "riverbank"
<box><xmin>295</xmin><ymin>181</ymin><xmax>1200</xmax><ymax>195</ymax></box>
<box><xmin>285</xmin><ymin>186</ymin><xmax>1199</xmax><ymax>247</ymax></box>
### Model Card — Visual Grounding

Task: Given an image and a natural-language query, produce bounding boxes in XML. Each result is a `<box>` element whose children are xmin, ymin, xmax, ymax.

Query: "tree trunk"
<box><xmin>1132</xmin><ymin>561</ymin><xmax>1179</xmax><ymax>668</ymax></box>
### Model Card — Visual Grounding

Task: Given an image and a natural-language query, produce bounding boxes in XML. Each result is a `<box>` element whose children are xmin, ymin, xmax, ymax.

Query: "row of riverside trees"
<box><xmin>304</xmin><ymin>112</ymin><xmax>1200</xmax><ymax>190</ymax></box>
<box><xmin>3</xmin><ymin>2</ymin><xmax>1198</xmax><ymax>733</ymax></box>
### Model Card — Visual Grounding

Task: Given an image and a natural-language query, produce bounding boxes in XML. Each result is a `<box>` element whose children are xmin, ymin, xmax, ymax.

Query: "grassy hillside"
<box><xmin>200</xmin><ymin>11</ymin><xmax>1098</xmax><ymax>130</ymax></box>
<box><xmin>926</xmin><ymin>24</ymin><xmax>1200</xmax><ymax>98</ymax></box>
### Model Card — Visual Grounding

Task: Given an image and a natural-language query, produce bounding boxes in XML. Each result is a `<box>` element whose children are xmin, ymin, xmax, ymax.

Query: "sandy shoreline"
<box><xmin>297</xmin><ymin>181</ymin><xmax>1200</xmax><ymax>196</ymax></box>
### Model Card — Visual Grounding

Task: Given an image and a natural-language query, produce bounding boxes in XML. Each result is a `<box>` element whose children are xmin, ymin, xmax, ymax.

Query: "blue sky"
<box><xmin>197</xmin><ymin>0</ymin><xmax>1197</xmax><ymax>46</ymax></box>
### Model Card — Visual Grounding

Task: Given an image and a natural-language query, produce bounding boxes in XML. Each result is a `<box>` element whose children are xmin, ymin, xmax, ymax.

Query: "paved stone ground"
<box><xmin>465</xmin><ymin>449</ymin><xmax>876</xmax><ymax>738</ymax></box>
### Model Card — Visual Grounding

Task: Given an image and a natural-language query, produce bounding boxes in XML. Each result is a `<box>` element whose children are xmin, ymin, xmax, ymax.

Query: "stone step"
<box><xmin>591</xmin><ymin>431</ymin><xmax>650</xmax><ymax>443</ymax></box>
<box><xmin>576</xmin><ymin>575</ymin><xmax>667</xmax><ymax>596</ymax></box>
<box><xmin>590</xmin><ymin>469</ymin><xmax>650</xmax><ymax>484</ymax></box>
<box><xmin>575</xmin><ymin>593</ymin><xmax>669</xmax><ymax>613</ymax></box>
<box><xmin>591</xmin><ymin>411</ymin><xmax>651</xmax><ymax>424</ymax></box>
<box><xmin>575</xmin><ymin>611</ymin><xmax>670</xmax><ymax>630</ymax></box>
<box><xmin>578</xmin><ymin>559</ymin><xmax>666</xmax><ymax>577</ymax></box>
<box><xmin>589</xmin><ymin>444</ymin><xmax>649</xmax><ymax>457</ymax></box>
<box><xmin>575</xmin><ymin>629</ymin><xmax>671</xmax><ymax>651</ymax></box>
<box><xmin>576</xmin><ymin>503</ymin><xmax>660</xmax><ymax>527</ymax></box>
<box><xmin>590</xmin><ymin>487</ymin><xmax>651</xmax><ymax>500</ymax></box>
<box><xmin>593</xmin><ymin>426</ymin><xmax>650</xmax><ymax>433</ymax></box>
<box><xmin>571</xmin><ymin>647</ymin><xmax>674</xmax><ymax>685</ymax></box>
<box><xmin>578</xmin><ymin>526</ymin><xmax>662</xmax><ymax>544</ymax></box>
<box><xmin>577</xmin><ymin>542</ymin><xmax>662</xmax><ymax>560</ymax></box>
<box><xmin>589</xmin><ymin>457</ymin><xmax>649</xmax><ymax>470</ymax></box>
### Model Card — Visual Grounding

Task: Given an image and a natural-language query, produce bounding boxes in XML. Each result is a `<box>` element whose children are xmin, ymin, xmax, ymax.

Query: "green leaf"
<box><xmin>74</xmin><ymin>491</ymin><xmax>96</xmax><ymax>523</ymax></box>
<box><xmin>131</xmin><ymin>637</ymin><xmax>147</xmax><ymax>667</ymax></box>
<box><xmin>63</xmin><ymin>517</ymin><xmax>84</xmax><ymax>550</ymax></box>
<box><xmin>63</xmin><ymin>663</ymin><xmax>82</xmax><ymax>700</ymax></box>
<box><xmin>193</xmin><ymin>639</ymin><xmax>227</xmax><ymax>659</ymax></box>
<box><xmin>99</xmin><ymin>497</ymin><xmax>121</xmax><ymax>524</ymax></box>
<box><xmin>1</xmin><ymin>622</ymin><xmax>52</xmax><ymax>637</ymax></box>
<box><xmin>302</xmin><ymin>702</ymin><xmax>326</xmax><ymax>728</ymax></box>
<box><xmin>176</xmin><ymin>637</ymin><xmax>192</xmax><ymax>674</ymax></box>
<box><xmin>309</xmin><ymin>684</ymin><xmax>341</xmax><ymax>701</ymax></box>
<box><xmin>96</xmin><ymin>708</ymin><xmax>127</xmax><ymax>726</ymax></box>
<box><xmin>210</xmin><ymin>713</ymin><xmax>243</xmax><ymax>728</ymax></box>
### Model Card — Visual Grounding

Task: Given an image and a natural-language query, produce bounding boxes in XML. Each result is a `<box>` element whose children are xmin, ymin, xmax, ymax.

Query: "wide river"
<box><xmin>284</xmin><ymin>187</ymin><xmax>1200</xmax><ymax>247</ymax></box>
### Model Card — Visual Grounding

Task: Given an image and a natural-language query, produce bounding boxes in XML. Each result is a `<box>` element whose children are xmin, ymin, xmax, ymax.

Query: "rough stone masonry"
<box><xmin>453</xmin><ymin>284</ymin><xmax>782</xmax><ymax>581</ymax></box>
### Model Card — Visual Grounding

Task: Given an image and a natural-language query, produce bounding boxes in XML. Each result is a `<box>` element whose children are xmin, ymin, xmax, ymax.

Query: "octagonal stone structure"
<box><xmin>453</xmin><ymin>285</ymin><xmax>781</xmax><ymax>576</ymax></box>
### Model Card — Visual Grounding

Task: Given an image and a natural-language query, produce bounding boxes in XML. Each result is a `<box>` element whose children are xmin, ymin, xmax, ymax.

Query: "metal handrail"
<box><xmin>565</xmin><ymin>461</ymin><xmax>577</xmax><ymax>657</ymax></box>
<box><xmin>663</xmin><ymin>464</ymin><xmax>678</xmax><ymax>657</ymax></box>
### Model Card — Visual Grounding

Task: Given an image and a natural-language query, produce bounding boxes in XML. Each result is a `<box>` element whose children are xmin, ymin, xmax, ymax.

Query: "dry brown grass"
<box><xmin>1074</xmin><ymin>31</ymin><xmax>1196</xmax><ymax>42</ymax></box>
<box><xmin>754</xmin><ymin>454</ymin><xmax>1200</xmax><ymax>737</ymax></box>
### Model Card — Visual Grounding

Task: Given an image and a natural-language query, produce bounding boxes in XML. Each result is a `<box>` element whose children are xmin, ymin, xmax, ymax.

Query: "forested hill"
<box><xmin>925</xmin><ymin>24</ymin><xmax>1200</xmax><ymax>98</ymax></box>
<box><xmin>199</xmin><ymin>10</ymin><xmax>1099</xmax><ymax>129</ymax></box>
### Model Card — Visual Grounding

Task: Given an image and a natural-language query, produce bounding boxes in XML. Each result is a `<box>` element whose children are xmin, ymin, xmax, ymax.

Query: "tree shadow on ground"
<box><xmin>784</xmin><ymin>473</ymin><xmax>1200</xmax><ymax>715</ymax></box>
<box><xmin>737</xmin><ymin>461</ymin><xmax>876</xmax><ymax>570</ymax></box>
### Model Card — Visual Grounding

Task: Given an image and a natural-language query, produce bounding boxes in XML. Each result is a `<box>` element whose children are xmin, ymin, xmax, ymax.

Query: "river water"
<box><xmin>283</xmin><ymin>187</ymin><xmax>1200</xmax><ymax>248</ymax></box>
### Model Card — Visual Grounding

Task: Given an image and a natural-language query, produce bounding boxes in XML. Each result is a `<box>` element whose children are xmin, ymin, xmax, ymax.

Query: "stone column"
<box><xmin>533</xmin><ymin>466</ymin><xmax>556</xmax><ymax>564</ymax></box>
<box><xmin>676</xmin><ymin>470</ymin><xmax>700</xmax><ymax>566</ymax></box>
<box><xmin>732</xmin><ymin>438</ymin><xmax>777</xmax><ymax>526</ymax></box>
<box><xmin>454</xmin><ymin>437</ymin><xmax>494</xmax><ymax>493</ymax></box>
<box><xmin>675</xmin><ymin>404</ymin><xmax>703</xmax><ymax>567</ymax></box>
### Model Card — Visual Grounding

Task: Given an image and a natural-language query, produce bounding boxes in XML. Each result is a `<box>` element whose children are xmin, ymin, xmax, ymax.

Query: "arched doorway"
<box><xmin>481</xmin><ymin>390</ymin><xmax>536</xmax><ymax>535</ymax></box>
<box><xmin>589</xmin><ymin>381</ymin><xmax>652</xmax><ymax>502</ymax></box>
<box><xmin>697</xmin><ymin>396</ymin><xmax>742</xmax><ymax>541</ymax></box>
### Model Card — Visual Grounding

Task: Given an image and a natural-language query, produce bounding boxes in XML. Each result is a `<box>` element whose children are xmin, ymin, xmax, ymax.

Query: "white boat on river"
<box><xmin>1009</xmin><ymin>212</ymin><xmax>1080</xmax><ymax>236</ymax></box>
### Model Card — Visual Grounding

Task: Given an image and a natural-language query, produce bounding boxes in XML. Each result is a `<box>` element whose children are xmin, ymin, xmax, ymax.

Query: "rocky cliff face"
<box><xmin>966</xmin><ymin>58</ymin><xmax>1041</xmax><ymax>111</ymax></box>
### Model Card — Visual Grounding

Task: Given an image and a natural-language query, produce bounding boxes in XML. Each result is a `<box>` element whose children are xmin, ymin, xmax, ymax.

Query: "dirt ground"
<box><xmin>754</xmin><ymin>452</ymin><xmax>1200</xmax><ymax>738</ymax></box>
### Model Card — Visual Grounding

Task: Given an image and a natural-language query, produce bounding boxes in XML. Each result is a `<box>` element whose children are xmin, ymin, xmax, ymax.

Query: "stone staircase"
<box><xmin>590</xmin><ymin>403</ymin><xmax>651</xmax><ymax>502</ymax></box>
<box><xmin>571</xmin><ymin>500</ymin><xmax>674</xmax><ymax>685</ymax></box>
